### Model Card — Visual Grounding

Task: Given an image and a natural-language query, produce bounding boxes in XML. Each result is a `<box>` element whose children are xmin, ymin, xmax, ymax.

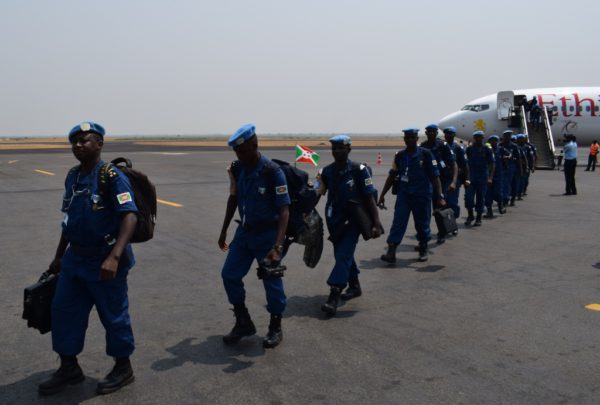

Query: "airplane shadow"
<box><xmin>284</xmin><ymin>295</ymin><xmax>358</xmax><ymax>320</ymax></box>
<box><xmin>151</xmin><ymin>335</ymin><xmax>264</xmax><ymax>374</ymax></box>
<box><xmin>0</xmin><ymin>370</ymin><xmax>99</xmax><ymax>405</ymax></box>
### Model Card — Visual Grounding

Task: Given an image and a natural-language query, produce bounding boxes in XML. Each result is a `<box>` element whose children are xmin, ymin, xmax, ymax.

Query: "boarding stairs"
<box><xmin>522</xmin><ymin>106</ymin><xmax>556</xmax><ymax>170</ymax></box>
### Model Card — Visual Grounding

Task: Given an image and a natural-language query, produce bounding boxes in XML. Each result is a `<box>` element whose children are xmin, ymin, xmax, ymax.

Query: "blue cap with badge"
<box><xmin>68</xmin><ymin>122</ymin><xmax>105</xmax><ymax>143</ymax></box>
<box><xmin>472</xmin><ymin>130</ymin><xmax>485</xmax><ymax>137</ymax></box>
<box><xmin>228</xmin><ymin>124</ymin><xmax>256</xmax><ymax>148</ymax></box>
<box><xmin>443</xmin><ymin>126</ymin><xmax>457</xmax><ymax>134</ymax></box>
<box><xmin>425</xmin><ymin>123</ymin><xmax>439</xmax><ymax>130</ymax></box>
<box><xmin>329</xmin><ymin>134</ymin><xmax>352</xmax><ymax>145</ymax></box>
<box><xmin>488</xmin><ymin>134</ymin><xmax>499</xmax><ymax>141</ymax></box>
<box><xmin>402</xmin><ymin>128</ymin><xmax>419</xmax><ymax>135</ymax></box>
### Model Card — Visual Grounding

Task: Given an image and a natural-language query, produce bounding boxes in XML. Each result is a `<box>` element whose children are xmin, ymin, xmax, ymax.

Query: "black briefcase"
<box><xmin>433</xmin><ymin>208</ymin><xmax>458</xmax><ymax>235</ymax></box>
<box><xmin>23</xmin><ymin>271</ymin><xmax>58</xmax><ymax>334</ymax></box>
<box><xmin>346</xmin><ymin>198</ymin><xmax>384</xmax><ymax>241</ymax></box>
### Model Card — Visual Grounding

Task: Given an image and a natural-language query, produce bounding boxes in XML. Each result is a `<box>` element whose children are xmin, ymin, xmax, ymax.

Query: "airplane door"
<box><xmin>497</xmin><ymin>91</ymin><xmax>514</xmax><ymax>120</ymax></box>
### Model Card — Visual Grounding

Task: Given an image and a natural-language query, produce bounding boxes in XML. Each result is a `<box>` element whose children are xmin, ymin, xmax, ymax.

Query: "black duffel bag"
<box><xmin>23</xmin><ymin>270</ymin><xmax>58</xmax><ymax>334</ymax></box>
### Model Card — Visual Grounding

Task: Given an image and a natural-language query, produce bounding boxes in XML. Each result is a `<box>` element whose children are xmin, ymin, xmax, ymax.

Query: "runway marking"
<box><xmin>156</xmin><ymin>152</ymin><xmax>189</xmax><ymax>156</ymax></box>
<box><xmin>157</xmin><ymin>198</ymin><xmax>183</xmax><ymax>208</ymax></box>
<box><xmin>585</xmin><ymin>304</ymin><xmax>600</xmax><ymax>311</ymax></box>
<box><xmin>34</xmin><ymin>169</ymin><xmax>55</xmax><ymax>176</ymax></box>
<box><xmin>8</xmin><ymin>160</ymin><xmax>19</xmax><ymax>164</ymax></box>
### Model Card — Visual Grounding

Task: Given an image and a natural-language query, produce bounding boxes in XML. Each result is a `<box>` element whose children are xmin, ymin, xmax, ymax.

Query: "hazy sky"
<box><xmin>1</xmin><ymin>0</ymin><xmax>598</xmax><ymax>137</ymax></box>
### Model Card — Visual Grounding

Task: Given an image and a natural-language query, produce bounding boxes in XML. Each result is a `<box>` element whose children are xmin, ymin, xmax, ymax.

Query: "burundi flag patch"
<box><xmin>276</xmin><ymin>185</ymin><xmax>288</xmax><ymax>195</ymax></box>
<box><xmin>117</xmin><ymin>192</ymin><xmax>132</xmax><ymax>205</ymax></box>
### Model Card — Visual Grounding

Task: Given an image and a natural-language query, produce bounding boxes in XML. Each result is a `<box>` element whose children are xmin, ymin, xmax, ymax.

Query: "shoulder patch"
<box><xmin>432</xmin><ymin>159</ymin><xmax>438</xmax><ymax>166</ymax></box>
<box><xmin>117</xmin><ymin>192</ymin><xmax>132</xmax><ymax>205</ymax></box>
<box><xmin>365</xmin><ymin>177</ymin><xmax>373</xmax><ymax>186</ymax></box>
<box><xmin>276</xmin><ymin>185</ymin><xmax>288</xmax><ymax>195</ymax></box>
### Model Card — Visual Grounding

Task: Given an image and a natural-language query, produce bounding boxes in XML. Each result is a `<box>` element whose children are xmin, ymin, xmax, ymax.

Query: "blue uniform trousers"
<box><xmin>512</xmin><ymin>170</ymin><xmax>522</xmax><ymax>198</ymax></box>
<box><xmin>503</xmin><ymin>165</ymin><xmax>516</xmax><ymax>202</ymax></box>
<box><xmin>446</xmin><ymin>178</ymin><xmax>461</xmax><ymax>219</ymax></box>
<box><xmin>51</xmin><ymin>249</ymin><xmax>134</xmax><ymax>357</ymax></box>
<box><xmin>485</xmin><ymin>176</ymin><xmax>503</xmax><ymax>207</ymax></box>
<box><xmin>221</xmin><ymin>227</ymin><xmax>286</xmax><ymax>315</ymax></box>
<box><xmin>465</xmin><ymin>179</ymin><xmax>487</xmax><ymax>214</ymax></box>
<box><xmin>327</xmin><ymin>223</ymin><xmax>360</xmax><ymax>287</ymax></box>
<box><xmin>387</xmin><ymin>193</ymin><xmax>432</xmax><ymax>246</ymax></box>
<box><xmin>522</xmin><ymin>171</ymin><xmax>530</xmax><ymax>193</ymax></box>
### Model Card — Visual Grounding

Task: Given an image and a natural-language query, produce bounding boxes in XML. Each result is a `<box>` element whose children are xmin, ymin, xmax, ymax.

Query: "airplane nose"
<box><xmin>438</xmin><ymin>111</ymin><xmax>465</xmax><ymax>134</ymax></box>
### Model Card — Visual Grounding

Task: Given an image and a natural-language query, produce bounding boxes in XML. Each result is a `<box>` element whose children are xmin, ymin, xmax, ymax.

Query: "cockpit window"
<box><xmin>461</xmin><ymin>104</ymin><xmax>490</xmax><ymax>112</ymax></box>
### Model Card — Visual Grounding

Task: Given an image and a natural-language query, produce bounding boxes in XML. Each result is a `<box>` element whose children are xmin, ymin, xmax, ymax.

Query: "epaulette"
<box><xmin>107</xmin><ymin>166</ymin><xmax>118</xmax><ymax>179</ymax></box>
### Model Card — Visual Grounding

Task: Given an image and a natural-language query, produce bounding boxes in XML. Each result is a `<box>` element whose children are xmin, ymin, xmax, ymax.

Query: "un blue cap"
<box><xmin>472</xmin><ymin>130</ymin><xmax>485</xmax><ymax>137</ymax></box>
<box><xmin>425</xmin><ymin>123</ymin><xmax>439</xmax><ymax>130</ymax></box>
<box><xmin>329</xmin><ymin>134</ymin><xmax>352</xmax><ymax>145</ymax></box>
<box><xmin>402</xmin><ymin>128</ymin><xmax>419</xmax><ymax>135</ymax></box>
<box><xmin>443</xmin><ymin>126</ymin><xmax>457</xmax><ymax>134</ymax></box>
<box><xmin>228</xmin><ymin>124</ymin><xmax>256</xmax><ymax>148</ymax></box>
<box><xmin>489</xmin><ymin>134</ymin><xmax>499</xmax><ymax>141</ymax></box>
<box><xmin>503</xmin><ymin>130</ymin><xmax>513</xmax><ymax>135</ymax></box>
<box><xmin>68</xmin><ymin>122</ymin><xmax>105</xmax><ymax>143</ymax></box>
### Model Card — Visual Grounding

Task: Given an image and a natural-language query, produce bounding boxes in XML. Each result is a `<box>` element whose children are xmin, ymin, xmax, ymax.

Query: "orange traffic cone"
<box><xmin>376</xmin><ymin>152</ymin><xmax>383</xmax><ymax>165</ymax></box>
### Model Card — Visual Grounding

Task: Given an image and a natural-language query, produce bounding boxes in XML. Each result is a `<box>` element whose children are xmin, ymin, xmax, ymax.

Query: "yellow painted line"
<box><xmin>585</xmin><ymin>304</ymin><xmax>600</xmax><ymax>311</ymax></box>
<box><xmin>34</xmin><ymin>169</ymin><xmax>55</xmax><ymax>176</ymax></box>
<box><xmin>8</xmin><ymin>160</ymin><xmax>19</xmax><ymax>164</ymax></box>
<box><xmin>157</xmin><ymin>198</ymin><xmax>183</xmax><ymax>208</ymax></box>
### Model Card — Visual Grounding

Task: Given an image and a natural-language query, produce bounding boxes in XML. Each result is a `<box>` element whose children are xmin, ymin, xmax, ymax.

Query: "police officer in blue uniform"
<box><xmin>512</xmin><ymin>134</ymin><xmax>529</xmax><ymax>202</ymax></box>
<box><xmin>39</xmin><ymin>122</ymin><xmax>139</xmax><ymax>396</ymax></box>
<box><xmin>484</xmin><ymin>135</ymin><xmax>506</xmax><ymax>218</ymax></box>
<box><xmin>420</xmin><ymin>124</ymin><xmax>457</xmax><ymax>243</ymax></box>
<box><xmin>464</xmin><ymin>131</ymin><xmax>495</xmax><ymax>226</ymax></box>
<box><xmin>219</xmin><ymin>124</ymin><xmax>290</xmax><ymax>348</ymax></box>
<box><xmin>378</xmin><ymin>128</ymin><xmax>445</xmax><ymax>263</ymax></box>
<box><xmin>517</xmin><ymin>134</ymin><xmax>535</xmax><ymax>197</ymax></box>
<box><xmin>317</xmin><ymin>135</ymin><xmax>382</xmax><ymax>316</ymax></box>
<box><xmin>500</xmin><ymin>130</ymin><xmax>522</xmax><ymax>209</ymax></box>
<box><xmin>443</xmin><ymin>126</ymin><xmax>470</xmax><ymax>226</ymax></box>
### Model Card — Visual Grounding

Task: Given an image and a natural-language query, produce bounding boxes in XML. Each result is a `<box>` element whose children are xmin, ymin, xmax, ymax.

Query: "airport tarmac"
<box><xmin>2</xmin><ymin>143</ymin><xmax>600</xmax><ymax>404</ymax></box>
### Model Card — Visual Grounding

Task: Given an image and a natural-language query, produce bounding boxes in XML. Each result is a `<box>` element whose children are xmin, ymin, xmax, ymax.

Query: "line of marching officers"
<box><xmin>216</xmin><ymin>123</ymin><xmax>537</xmax><ymax>353</ymax></box>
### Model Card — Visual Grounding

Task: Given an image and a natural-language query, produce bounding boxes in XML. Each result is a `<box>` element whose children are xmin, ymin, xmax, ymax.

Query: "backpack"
<box><xmin>230</xmin><ymin>158</ymin><xmax>319</xmax><ymax>237</ymax></box>
<box><xmin>99</xmin><ymin>157</ymin><xmax>157</xmax><ymax>243</ymax></box>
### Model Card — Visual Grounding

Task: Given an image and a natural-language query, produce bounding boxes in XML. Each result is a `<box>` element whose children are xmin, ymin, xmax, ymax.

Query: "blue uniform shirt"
<box><xmin>233</xmin><ymin>155</ymin><xmax>291</xmax><ymax>228</ymax></box>
<box><xmin>420</xmin><ymin>139</ymin><xmax>455</xmax><ymax>180</ymax></box>
<box><xmin>61</xmin><ymin>160</ymin><xmax>138</xmax><ymax>248</ymax></box>
<box><xmin>502</xmin><ymin>141</ymin><xmax>521</xmax><ymax>168</ymax></box>
<box><xmin>492</xmin><ymin>145</ymin><xmax>508</xmax><ymax>178</ymax></box>
<box><xmin>564</xmin><ymin>141</ymin><xmax>577</xmax><ymax>160</ymax></box>
<box><xmin>320</xmin><ymin>160</ymin><xmax>376</xmax><ymax>227</ymax></box>
<box><xmin>466</xmin><ymin>145</ymin><xmax>495</xmax><ymax>180</ymax></box>
<box><xmin>447</xmin><ymin>141</ymin><xmax>467</xmax><ymax>171</ymax></box>
<box><xmin>391</xmin><ymin>147</ymin><xmax>439</xmax><ymax>196</ymax></box>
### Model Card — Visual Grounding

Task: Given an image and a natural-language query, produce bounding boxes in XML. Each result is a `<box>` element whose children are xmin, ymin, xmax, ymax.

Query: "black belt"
<box><xmin>236</xmin><ymin>220</ymin><xmax>278</xmax><ymax>232</ymax></box>
<box><xmin>69</xmin><ymin>244</ymin><xmax>111</xmax><ymax>257</ymax></box>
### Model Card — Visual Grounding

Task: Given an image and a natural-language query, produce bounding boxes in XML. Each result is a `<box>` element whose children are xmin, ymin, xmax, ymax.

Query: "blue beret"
<box><xmin>511</xmin><ymin>135</ymin><xmax>517</xmax><ymax>140</ymax></box>
<box><xmin>472</xmin><ymin>130</ymin><xmax>485</xmax><ymax>137</ymax></box>
<box><xmin>516</xmin><ymin>134</ymin><xmax>525</xmax><ymax>139</ymax></box>
<box><xmin>502</xmin><ymin>130</ymin><xmax>513</xmax><ymax>135</ymax></box>
<box><xmin>329</xmin><ymin>134</ymin><xmax>352</xmax><ymax>145</ymax></box>
<box><xmin>402</xmin><ymin>128</ymin><xmax>419</xmax><ymax>135</ymax></box>
<box><xmin>228</xmin><ymin>124</ymin><xmax>256</xmax><ymax>148</ymax></box>
<box><xmin>425</xmin><ymin>123</ymin><xmax>439</xmax><ymax>130</ymax></box>
<box><xmin>443</xmin><ymin>126</ymin><xmax>457</xmax><ymax>134</ymax></box>
<box><xmin>488</xmin><ymin>134</ymin><xmax>499</xmax><ymax>141</ymax></box>
<box><xmin>68</xmin><ymin>122</ymin><xmax>105</xmax><ymax>143</ymax></box>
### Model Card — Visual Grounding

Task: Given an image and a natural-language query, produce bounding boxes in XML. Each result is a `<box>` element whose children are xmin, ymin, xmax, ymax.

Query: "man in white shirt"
<box><xmin>563</xmin><ymin>135</ymin><xmax>578</xmax><ymax>195</ymax></box>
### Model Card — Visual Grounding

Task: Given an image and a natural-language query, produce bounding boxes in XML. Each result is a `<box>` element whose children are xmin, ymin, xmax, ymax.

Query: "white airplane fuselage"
<box><xmin>438</xmin><ymin>87</ymin><xmax>600</xmax><ymax>145</ymax></box>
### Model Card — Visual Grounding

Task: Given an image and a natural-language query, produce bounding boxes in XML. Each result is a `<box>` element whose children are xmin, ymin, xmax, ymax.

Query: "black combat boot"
<box><xmin>418</xmin><ymin>243</ymin><xmax>428</xmax><ymax>262</ymax></box>
<box><xmin>381</xmin><ymin>243</ymin><xmax>397</xmax><ymax>263</ymax></box>
<box><xmin>436</xmin><ymin>232</ymin><xmax>446</xmax><ymax>245</ymax></box>
<box><xmin>96</xmin><ymin>357</ymin><xmax>134</xmax><ymax>395</ymax></box>
<box><xmin>223</xmin><ymin>304</ymin><xmax>257</xmax><ymax>345</ymax></box>
<box><xmin>263</xmin><ymin>314</ymin><xmax>283</xmax><ymax>349</ymax></box>
<box><xmin>474</xmin><ymin>213</ymin><xmax>482</xmax><ymax>226</ymax></box>
<box><xmin>321</xmin><ymin>286</ymin><xmax>342</xmax><ymax>316</ymax></box>
<box><xmin>465</xmin><ymin>209</ymin><xmax>475</xmax><ymax>226</ymax></box>
<box><xmin>509</xmin><ymin>197</ymin><xmax>515</xmax><ymax>206</ymax></box>
<box><xmin>38</xmin><ymin>355</ymin><xmax>85</xmax><ymax>395</ymax></box>
<box><xmin>484</xmin><ymin>206</ymin><xmax>494</xmax><ymax>218</ymax></box>
<box><xmin>341</xmin><ymin>277</ymin><xmax>362</xmax><ymax>300</ymax></box>
<box><xmin>498</xmin><ymin>201</ymin><xmax>506</xmax><ymax>214</ymax></box>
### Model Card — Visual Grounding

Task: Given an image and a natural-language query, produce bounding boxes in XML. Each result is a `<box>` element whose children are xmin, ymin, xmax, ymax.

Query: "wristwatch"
<box><xmin>272</xmin><ymin>244</ymin><xmax>284</xmax><ymax>254</ymax></box>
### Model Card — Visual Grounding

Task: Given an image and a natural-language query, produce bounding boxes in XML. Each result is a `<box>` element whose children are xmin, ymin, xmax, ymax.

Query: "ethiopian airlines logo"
<box><xmin>474</xmin><ymin>119</ymin><xmax>486</xmax><ymax>132</ymax></box>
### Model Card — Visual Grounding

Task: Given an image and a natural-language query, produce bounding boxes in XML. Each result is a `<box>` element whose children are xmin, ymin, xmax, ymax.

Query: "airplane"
<box><xmin>438</xmin><ymin>87</ymin><xmax>600</xmax><ymax>146</ymax></box>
